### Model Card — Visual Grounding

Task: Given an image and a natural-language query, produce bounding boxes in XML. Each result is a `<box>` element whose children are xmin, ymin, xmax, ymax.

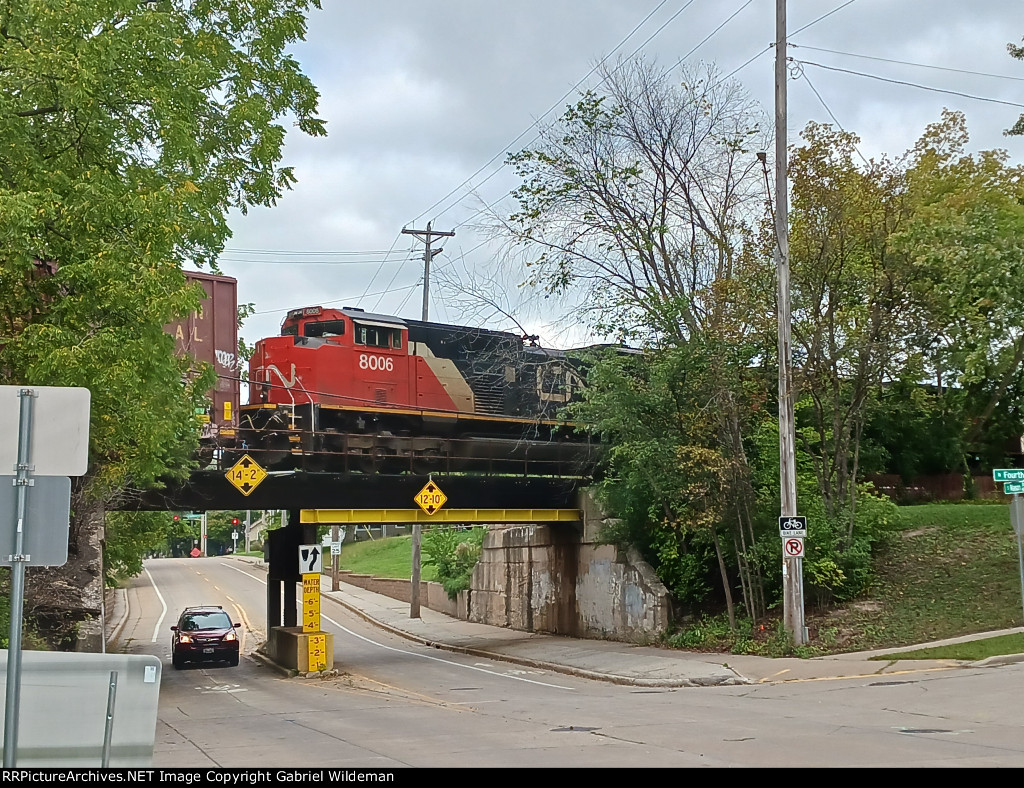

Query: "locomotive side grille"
<box><xmin>375</xmin><ymin>389</ymin><xmax>387</xmax><ymax>404</ymax></box>
<box><xmin>474</xmin><ymin>382</ymin><xmax>505</xmax><ymax>415</ymax></box>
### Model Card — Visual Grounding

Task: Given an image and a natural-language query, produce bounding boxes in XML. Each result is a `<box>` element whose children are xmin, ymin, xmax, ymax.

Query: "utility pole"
<box><xmin>775</xmin><ymin>0</ymin><xmax>805</xmax><ymax>646</ymax></box>
<box><xmin>402</xmin><ymin>221</ymin><xmax>455</xmax><ymax>322</ymax></box>
<box><xmin>401</xmin><ymin>222</ymin><xmax>454</xmax><ymax>618</ymax></box>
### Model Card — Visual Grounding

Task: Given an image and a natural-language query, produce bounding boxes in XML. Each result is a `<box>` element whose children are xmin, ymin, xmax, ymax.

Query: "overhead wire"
<box><xmin>792</xmin><ymin>59</ymin><xmax>1024</xmax><ymax>110</ymax></box>
<box><xmin>789</xmin><ymin>43</ymin><xmax>1024</xmax><ymax>83</ymax></box>
<box><xmin>252</xmin><ymin>283</ymin><xmax>419</xmax><ymax>316</ymax></box>
<box><xmin>790</xmin><ymin>0</ymin><xmax>859</xmax><ymax>38</ymax></box>
<box><xmin>794</xmin><ymin>64</ymin><xmax>870</xmax><ymax>166</ymax></box>
<box><xmin>415</xmin><ymin>0</ymin><xmax>684</xmax><ymax>226</ymax></box>
<box><xmin>450</xmin><ymin>0</ymin><xmax>760</xmax><ymax>234</ymax></box>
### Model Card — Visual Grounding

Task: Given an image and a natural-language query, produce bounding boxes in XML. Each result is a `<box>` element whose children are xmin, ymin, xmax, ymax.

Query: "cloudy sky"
<box><xmin>217</xmin><ymin>1</ymin><xmax>1024</xmax><ymax>350</ymax></box>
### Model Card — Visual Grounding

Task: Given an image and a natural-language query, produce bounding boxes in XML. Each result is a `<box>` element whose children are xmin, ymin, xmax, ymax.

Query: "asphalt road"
<box><xmin>122</xmin><ymin>557</ymin><xmax>1024</xmax><ymax>768</ymax></box>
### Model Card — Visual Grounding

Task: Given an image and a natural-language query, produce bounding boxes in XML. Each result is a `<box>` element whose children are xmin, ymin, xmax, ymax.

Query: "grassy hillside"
<box><xmin>336</xmin><ymin>535</ymin><xmax>438</xmax><ymax>583</ymax></box>
<box><xmin>328</xmin><ymin>503</ymin><xmax>1024</xmax><ymax>656</ymax></box>
<box><xmin>806</xmin><ymin>501</ymin><xmax>1022</xmax><ymax>653</ymax></box>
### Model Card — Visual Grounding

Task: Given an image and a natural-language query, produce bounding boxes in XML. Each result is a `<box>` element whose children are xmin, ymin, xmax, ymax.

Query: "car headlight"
<box><xmin>179</xmin><ymin>634</ymin><xmax>193</xmax><ymax>644</ymax></box>
<box><xmin>224</xmin><ymin>631</ymin><xmax>237</xmax><ymax>642</ymax></box>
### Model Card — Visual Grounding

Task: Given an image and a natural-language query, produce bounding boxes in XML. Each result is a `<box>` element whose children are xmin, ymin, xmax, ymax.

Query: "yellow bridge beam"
<box><xmin>301</xmin><ymin>508</ymin><xmax>582</xmax><ymax>525</ymax></box>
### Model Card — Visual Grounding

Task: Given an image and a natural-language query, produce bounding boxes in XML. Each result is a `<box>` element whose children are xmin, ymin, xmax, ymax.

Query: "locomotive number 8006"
<box><xmin>359</xmin><ymin>354</ymin><xmax>394</xmax><ymax>372</ymax></box>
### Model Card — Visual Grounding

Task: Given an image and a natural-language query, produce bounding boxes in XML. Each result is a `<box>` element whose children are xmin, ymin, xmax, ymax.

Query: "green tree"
<box><xmin>0</xmin><ymin>0</ymin><xmax>325</xmax><ymax>644</ymax></box>
<box><xmin>894</xmin><ymin>111</ymin><xmax>1024</xmax><ymax>464</ymax></box>
<box><xmin>572</xmin><ymin>339</ymin><xmax>773</xmax><ymax>627</ymax></box>
<box><xmin>1007</xmin><ymin>36</ymin><xmax>1024</xmax><ymax>136</ymax></box>
<box><xmin>787</xmin><ymin>121</ymin><xmax>920</xmax><ymax>532</ymax></box>
<box><xmin>505</xmin><ymin>57</ymin><xmax>774</xmax><ymax>628</ymax></box>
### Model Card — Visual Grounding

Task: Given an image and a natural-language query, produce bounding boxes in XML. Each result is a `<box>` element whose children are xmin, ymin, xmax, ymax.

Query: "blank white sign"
<box><xmin>0</xmin><ymin>386</ymin><xmax>90</xmax><ymax>476</ymax></box>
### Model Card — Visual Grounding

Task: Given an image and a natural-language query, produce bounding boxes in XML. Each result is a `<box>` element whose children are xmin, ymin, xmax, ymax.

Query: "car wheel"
<box><xmin>228</xmin><ymin>653</ymin><xmax>239</xmax><ymax>667</ymax></box>
<box><xmin>172</xmin><ymin>653</ymin><xmax>184</xmax><ymax>670</ymax></box>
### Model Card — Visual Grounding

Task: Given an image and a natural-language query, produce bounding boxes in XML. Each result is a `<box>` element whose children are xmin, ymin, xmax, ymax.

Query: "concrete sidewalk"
<box><xmin>110</xmin><ymin>556</ymin><xmax>1024</xmax><ymax>687</ymax></box>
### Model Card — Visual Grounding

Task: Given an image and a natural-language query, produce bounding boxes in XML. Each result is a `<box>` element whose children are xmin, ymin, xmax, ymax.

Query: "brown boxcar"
<box><xmin>165</xmin><ymin>271</ymin><xmax>240</xmax><ymax>440</ymax></box>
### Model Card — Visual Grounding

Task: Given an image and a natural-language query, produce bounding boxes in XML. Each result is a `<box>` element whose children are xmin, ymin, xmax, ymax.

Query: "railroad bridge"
<box><xmin>131</xmin><ymin>463</ymin><xmax>671</xmax><ymax>668</ymax></box>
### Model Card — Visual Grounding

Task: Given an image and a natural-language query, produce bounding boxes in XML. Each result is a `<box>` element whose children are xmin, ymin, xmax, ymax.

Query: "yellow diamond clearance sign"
<box><xmin>225</xmin><ymin>454</ymin><xmax>267</xmax><ymax>496</ymax></box>
<box><xmin>415</xmin><ymin>480</ymin><xmax>447</xmax><ymax>515</ymax></box>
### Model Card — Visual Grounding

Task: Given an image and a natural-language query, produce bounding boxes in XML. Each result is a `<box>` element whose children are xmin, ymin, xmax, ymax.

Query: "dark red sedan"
<box><xmin>170</xmin><ymin>606</ymin><xmax>241</xmax><ymax>669</ymax></box>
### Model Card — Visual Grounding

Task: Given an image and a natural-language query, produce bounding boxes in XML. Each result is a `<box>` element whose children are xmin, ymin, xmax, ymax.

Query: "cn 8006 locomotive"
<box><xmin>236</xmin><ymin>305</ymin><xmax>593</xmax><ymax>474</ymax></box>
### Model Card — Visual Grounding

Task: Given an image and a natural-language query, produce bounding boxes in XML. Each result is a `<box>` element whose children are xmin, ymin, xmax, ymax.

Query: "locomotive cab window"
<box><xmin>281</xmin><ymin>324</ymin><xmax>298</xmax><ymax>337</ymax></box>
<box><xmin>304</xmin><ymin>320</ymin><xmax>346</xmax><ymax>338</ymax></box>
<box><xmin>355</xmin><ymin>323</ymin><xmax>402</xmax><ymax>350</ymax></box>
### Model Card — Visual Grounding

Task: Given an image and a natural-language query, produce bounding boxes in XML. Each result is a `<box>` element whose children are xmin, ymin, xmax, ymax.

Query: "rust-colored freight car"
<box><xmin>165</xmin><ymin>271</ymin><xmax>240</xmax><ymax>443</ymax></box>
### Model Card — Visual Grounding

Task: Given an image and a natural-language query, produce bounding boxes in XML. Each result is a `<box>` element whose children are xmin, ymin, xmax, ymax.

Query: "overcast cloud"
<box><xmin>216</xmin><ymin>1</ymin><xmax>1024</xmax><ymax>349</ymax></box>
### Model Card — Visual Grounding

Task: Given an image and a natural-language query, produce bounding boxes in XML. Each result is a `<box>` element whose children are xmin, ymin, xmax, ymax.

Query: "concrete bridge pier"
<box><xmin>466</xmin><ymin>491</ymin><xmax>672</xmax><ymax>642</ymax></box>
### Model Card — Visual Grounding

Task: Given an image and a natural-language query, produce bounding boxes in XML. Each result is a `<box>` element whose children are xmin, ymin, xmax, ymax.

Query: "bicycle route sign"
<box><xmin>779</xmin><ymin>516</ymin><xmax>807</xmax><ymax>538</ymax></box>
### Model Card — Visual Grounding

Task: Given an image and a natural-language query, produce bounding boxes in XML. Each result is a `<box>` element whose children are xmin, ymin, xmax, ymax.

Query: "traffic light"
<box><xmin>173</xmin><ymin>514</ymin><xmax>180</xmax><ymax>522</ymax></box>
<box><xmin>232</xmin><ymin>518</ymin><xmax>240</xmax><ymax>526</ymax></box>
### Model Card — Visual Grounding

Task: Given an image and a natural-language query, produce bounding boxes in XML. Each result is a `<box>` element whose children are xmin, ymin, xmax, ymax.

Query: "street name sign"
<box><xmin>1005</xmin><ymin>482</ymin><xmax>1024</xmax><ymax>495</ymax></box>
<box><xmin>994</xmin><ymin>469</ymin><xmax>1024</xmax><ymax>483</ymax></box>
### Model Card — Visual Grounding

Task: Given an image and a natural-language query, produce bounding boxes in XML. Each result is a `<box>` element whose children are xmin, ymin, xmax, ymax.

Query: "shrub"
<box><xmin>422</xmin><ymin>526</ymin><xmax>487</xmax><ymax>599</ymax></box>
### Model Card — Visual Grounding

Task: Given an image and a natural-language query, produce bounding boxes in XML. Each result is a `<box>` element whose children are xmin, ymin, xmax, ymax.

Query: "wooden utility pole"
<box><xmin>775</xmin><ymin>0</ymin><xmax>805</xmax><ymax>645</ymax></box>
<box><xmin>400</xmin><ymin>222</ymin><xmax>454</xmax><ymax>618</ymax></box>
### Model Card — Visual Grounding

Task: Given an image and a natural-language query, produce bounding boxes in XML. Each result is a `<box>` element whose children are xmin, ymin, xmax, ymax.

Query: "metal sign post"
<box><xmin>994</xmin><ymin>471</ymin><xmax>1024</xmax><ymax>625</ymax></box>
<box><xmin>1</xmin><ymin>385</ymin><xmax>89</xmax><ymax>768</ymax></box>
<box><xmin>1011</xmin><ymin>494</ymin><xmax>1024</xmax><ymax>626</ymax></box>
<box><xmin>5</xmin><ymin>389</ymin><xmax>35</xmax><ymax>767</ymax></box>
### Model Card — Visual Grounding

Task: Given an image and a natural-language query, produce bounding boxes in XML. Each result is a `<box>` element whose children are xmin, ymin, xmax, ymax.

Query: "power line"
<box><xmin>439</xmin><ymin>2</ymin><xmax>763</xmax><ymax>236</ymax></box>
<box><xmin>219</xmin><ymin>257</ymin><xmax>416</xmax><ymax>266</ymax></box>
<box><xmin>222</xmin><ymin>248</ymin><xmax>399</xmax><ymax>256</ymax></box>
<box><xmin>795</xmin><ymin>65</ymin><xmax>870</xmax><ymax>166</ymax></box>
<box><xmin>790</xmin><ymin>43</ymin><xmax>1024</xmax><ymax>84</ymax></box>
<box><xmin>415</xmin><ymin>0</ymin><xmax>685</xmax><ymax>226</ymax></box>
<box><xmin>794</xmin><ymin>59</ymin><xmax>1024</xmax><ymax>110</ymax></box>
<box><xmin>672</xmin><ymin>0</ymin><xmax>756</xmax><ymax>68</ymax></box>
<box><xmin>358</xmin><ymin>231</ymin><xmax>407</xmax><ymax>305</ymax></box>
<box><xmin>790</xmin><ymin>0</ymin><xmax>859</xmax><ymax>38</ymax></box>
<box><xmin>253</xmin><ymin>283</ymin><xmax>419</xmax><ymax>315</ymax></box>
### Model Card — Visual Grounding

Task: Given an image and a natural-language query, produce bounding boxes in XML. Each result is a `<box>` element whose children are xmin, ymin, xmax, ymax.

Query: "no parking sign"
<box><xmin>783</xmin><ymin>537</ymin><xmax>804</xmax><ymax>558</ymax></box>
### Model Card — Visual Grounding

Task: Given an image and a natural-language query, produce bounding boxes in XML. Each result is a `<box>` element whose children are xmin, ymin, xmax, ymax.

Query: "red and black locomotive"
<box><xmin>235</xmin><ymin>305</ymin><xmax>593</xmax><ymax>474</ymax></box>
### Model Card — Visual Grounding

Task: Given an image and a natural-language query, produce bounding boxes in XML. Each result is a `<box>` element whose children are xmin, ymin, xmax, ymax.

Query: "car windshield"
<box><xmin>181</xmin><ymin>612</ymin><xmax>232</xmax><ymax>631</ymax></box>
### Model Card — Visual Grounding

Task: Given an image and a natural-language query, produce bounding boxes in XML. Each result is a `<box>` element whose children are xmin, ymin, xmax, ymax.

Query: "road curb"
<box><xmin>105</xmin><ymin>587</ymin><xmax>130</xmax><ymax>652</ymax></box>
<box><xmin>318</xmin><ymin>589</ymin><xmax>746</xmax><ymax>688</ymax></box>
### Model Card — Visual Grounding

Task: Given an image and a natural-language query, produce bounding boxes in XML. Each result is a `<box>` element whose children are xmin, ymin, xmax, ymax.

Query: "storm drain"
<box><xmin>551</xmin><ymin>726</ymin><xmax>599</xmax><ymax>733</ymax></box>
